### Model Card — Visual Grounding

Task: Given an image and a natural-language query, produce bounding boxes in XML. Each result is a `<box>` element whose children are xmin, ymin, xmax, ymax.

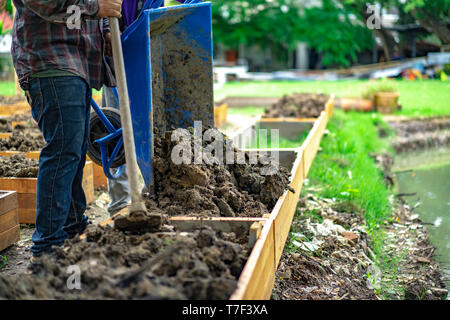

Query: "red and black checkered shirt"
<box><xmin>12</xmin><ymin>0</ymin><xmax>107</xmax><ymax>90</ymax></box>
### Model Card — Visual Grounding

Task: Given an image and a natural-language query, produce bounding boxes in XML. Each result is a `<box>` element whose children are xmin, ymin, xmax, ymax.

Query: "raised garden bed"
<box><xmin>0</xmin><ymin>155</ymin><xmax>95</xmax><ymax>224</ymax></box>
<box><xmin>0</xmin><ymin>190</ymin><xmax>20</xmax><ymax>251</ymax></box>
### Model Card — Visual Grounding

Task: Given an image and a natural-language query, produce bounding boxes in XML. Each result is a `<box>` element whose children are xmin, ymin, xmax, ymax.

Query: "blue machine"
<box><xmin>88</xmin><ymin>0</ymin><xmax>214</xmax><ymax>188</ymax></box>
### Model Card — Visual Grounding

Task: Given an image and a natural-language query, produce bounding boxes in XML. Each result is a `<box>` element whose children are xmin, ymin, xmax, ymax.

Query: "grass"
<box><xmin>215</xmin><ymin>80</ymin><xmax>450</xmax><ymax>117</ymax></box>
<box><xmin>296</xmin><ymin>109</ymin><xmax>405</xmax><ymax>298</ymax></box>
<box><xmin>305</xmin><ymin>110</ymin><xmax>393</xmax><ymax>249</ymax></box>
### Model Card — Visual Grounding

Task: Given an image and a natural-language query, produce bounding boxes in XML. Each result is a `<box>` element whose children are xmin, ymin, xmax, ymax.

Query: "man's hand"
<box><xmin>98</xmin><ymin>0</ymin><xmax>123</xmax><ymax>18</ymax></box>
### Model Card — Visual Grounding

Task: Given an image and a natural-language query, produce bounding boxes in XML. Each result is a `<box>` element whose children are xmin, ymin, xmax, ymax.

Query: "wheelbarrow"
<box><xmin>87</xmin><ymin>0</ymin><xmax>214</xmax><ymax>188</ymax></box>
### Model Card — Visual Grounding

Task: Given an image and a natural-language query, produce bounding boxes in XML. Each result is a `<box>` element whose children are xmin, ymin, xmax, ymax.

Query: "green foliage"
<box><xmin>212</xmin><ymin>0</ymin><xmax>374</xmax><ymax>68</ymax></box>
<box><xmin>300</xmin><ymin>0</ymin><xmax>373</xmax><ymax>67</ymax></box>
<box><xmin>361</xmin><ymin>79</ymin><xmax>398</xmax><ymax>100</ymax></box>
<box><xmin>0</xmin><ymin>255</ymin><xmax>7</xmax><ymax>268</ymax></box>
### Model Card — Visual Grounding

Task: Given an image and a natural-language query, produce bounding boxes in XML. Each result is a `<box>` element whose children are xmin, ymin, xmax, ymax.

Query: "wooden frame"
<box><xmin>78</xmin><ymin>95</ymin><xmax>334</xmax><ymax>300</ymax></box>
<box><xmin>0</xmin><ymin>191</ymin><xmax>20</xmax><ymax>251</ymax></box>
<box><xmin>0</xmin><ymin>162</ymin><xmax>95</xmax><ymax>224</ymax></box>
<box><xmin>214</xmin><ymin>102</ymin><xmax>228</xmax><ymax>127</ymax></box>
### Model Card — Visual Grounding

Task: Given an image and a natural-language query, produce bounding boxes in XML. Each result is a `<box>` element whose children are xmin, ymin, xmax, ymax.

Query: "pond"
<box><xmin>394</xmin><ymin>148</ymin><xmax>450</xmax><ymax>291</ymax></box>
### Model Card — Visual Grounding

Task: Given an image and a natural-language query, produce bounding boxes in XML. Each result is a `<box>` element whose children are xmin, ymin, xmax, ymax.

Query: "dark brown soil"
<box><xmin>0</xmin><ymin>125</ymin><xmax>45</xmax><ymax>152</ymax></box>
<box><xmin>143</xmin><ymin>128</ymin><xmax>292</xmax><ymax>218</ymax></box>
<box><xmin>388</xmin><ymin>117</ymin><xmax>450</xmax><ymax>153</ymax></box>
<box><xmin>273</xmin><ymin>194</ymin><xmax>378</xmax><ymax>300</ymax></box>
<box><xmin>0</xmin><ymin>95</ymin><xmax>26</xmax><ymax>106</ymax></box>
<box><xmin>264</xmin><ymin>93</ymin><xmax>330</xmax><ymax>118</ymax></box>
<box><xmin>0</xmin><ymin>225</ymin><xmax>249</xmax><ymax>300</ymax></box>
<box><xmin>0</xmin><ymin>118</ymin><xmax>12</xmax><ymax>132</ymax></box>
<box><xmin>0</xmin><ymin>153</ymin><xmax>39</xmax><ymax>177</ymax></box>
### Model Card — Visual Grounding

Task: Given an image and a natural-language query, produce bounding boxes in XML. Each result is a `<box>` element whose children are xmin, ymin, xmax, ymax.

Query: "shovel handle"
<box><xmin>109</xmin><ymin>17</ymin><xmax>146</xmax><ymax>212</ymax></box>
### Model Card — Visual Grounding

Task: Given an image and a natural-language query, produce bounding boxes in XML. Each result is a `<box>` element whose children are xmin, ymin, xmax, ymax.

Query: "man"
<box><xmin>11</xmin><ymin>0</ymin><xmax>123</xmax><ymax>258</ymax></box>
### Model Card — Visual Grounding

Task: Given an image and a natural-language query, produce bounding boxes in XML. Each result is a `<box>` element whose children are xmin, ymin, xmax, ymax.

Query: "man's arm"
<box><xmin>22</xmin><ymin>0</ymin><xmax>122</xmax><ymax>24</ymax></box>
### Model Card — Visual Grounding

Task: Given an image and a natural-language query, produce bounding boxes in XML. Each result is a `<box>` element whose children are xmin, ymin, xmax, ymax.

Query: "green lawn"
<box><xmin>216</xmin><ymin>80</ymin><xmax>450</xmax><ymax>117</ymax></box>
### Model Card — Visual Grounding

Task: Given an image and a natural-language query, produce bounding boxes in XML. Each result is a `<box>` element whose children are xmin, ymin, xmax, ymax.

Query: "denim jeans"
<box><xmin>26</xmin><ymin>76</ymin><xmax>90</xmax><ymax>255</ymax></box>
<box><xmin>102</xmin><ymin>85</ymin><xmax>131</xmax><ymax>216</ymax></box>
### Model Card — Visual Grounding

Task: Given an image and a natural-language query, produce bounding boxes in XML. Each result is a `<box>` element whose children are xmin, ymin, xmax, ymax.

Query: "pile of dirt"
<box><xmin>0</xmin><ymin>225</ymin><xmax>249</xmax><ymax>300</ymax></box>
<box><xmin>142</xmin><ymin>127</ymin><xmax>292</xmax><ymax>218</ymax></box>
<box><xmin>383</xmin><ymin>199</ymin><xmax>448</xmax><ymax>300</ymax></box>
<box><xmin>0</xmin><ymin>118</ymin><xmax>12</xmax><ymax>132</ymax></box>
<box><xmin>273</xmin><ymin>194</ymin><xmax>378</xmax><ymax>300</ymax></box>
<box><xmin>0</xmin><ymin>153</ymin><xmax>39</xmax><ymax>177</ymax></box>
<box><xmin>0</xmin><ymin>125</ymin><xmax>45</xmax><ymax>151</ymax></box>
<box><xmin>389</xmin><ymin>117</ymin><xmax>450</xmax><ymax>153</ymax></box>
<box><xmin>264</xmin><ymin>93</ymin><xmax>330</xmax><ymax>118</ymax></box>
<box><xmin>0</xmin><ymin>95</ymin><xmax>26</xmax><ymax>106</ymax></box>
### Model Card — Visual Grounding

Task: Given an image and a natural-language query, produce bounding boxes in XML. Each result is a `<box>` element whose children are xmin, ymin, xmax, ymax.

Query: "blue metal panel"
<box><xmin>121</xmin><ymin>2</ymin><xmax>213</xmax><ymax>187</ymax></box>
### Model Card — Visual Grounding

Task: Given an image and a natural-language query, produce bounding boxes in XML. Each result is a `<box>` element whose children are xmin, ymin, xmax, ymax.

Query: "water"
<box><xmin>394</xmin><ymin>148</ymin><xmax>450</xmax><ymax>290</ymax></box>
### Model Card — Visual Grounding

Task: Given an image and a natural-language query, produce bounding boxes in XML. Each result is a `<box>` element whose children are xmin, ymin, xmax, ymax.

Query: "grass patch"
<box><xmin>215</xmin><ymin>80</ymin><xmax>450</xmax><ymax>117</ymax></box>
<box><xmin>301</xmin><ymin>109</ymin><xmax>402</xmax><ymax>298</ymax></box>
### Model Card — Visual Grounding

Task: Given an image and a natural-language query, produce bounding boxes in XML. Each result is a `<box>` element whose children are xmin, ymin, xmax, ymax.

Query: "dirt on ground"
<box><xmin>0</xmin><ymin>118</ymin><xmax>12</xmax><ymax>132</ymax></box>
<box><xmin>0</xmin><ymin>153</ymin><xmax>39</xmax><ymax>177</ymax></box>
<box><xmin>0</xmin><ymin>95</ymin><xmax>26</xmax><ymax>106</ymax></box>
<box><xmin>273</xmin><ymin>194</ymin><xmax>378</xmax><ymax>300</ymax></box>
<box><xmin>0</xmin><ymin>125</ymin><xmax>45</xmax><ymax>152</ymax></box>
<box><xmin>0</xmin><ymin>224</ymin><xmax>249</xmax><ymax>300</ymax></box>
<box><xmin>264</xmin><ymin>93</ymin><xmax>330</xmax><ymax>119</ymax></box>
<box><xmin>388</xmin><ymin>116</ymin><xmax>450</xmax><ymax>153</ymax></box>
<box><xmin>273</xmin><ymin>191</ymin><xmax>447</xmax><ymax>300</ymax></box>
<box><xmin>141</xmin><ymin>127</ymin><xmax>292</xmax><ymax>218</ymax></box>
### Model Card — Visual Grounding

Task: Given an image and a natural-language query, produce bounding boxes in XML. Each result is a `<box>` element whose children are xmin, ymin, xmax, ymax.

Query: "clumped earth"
<box><xmin>273</xmin><ymin>194</ymin><xmax>378</xmax><ymax>300</ymax></box>
<box><xmin>0</xmin><ymin>125</ymin><xmax>45</xmax><ymax>152</ymax></box>
<box><xmin>264</xmin><ymin>93</ymin><xmax>330</xmax><ymax>118</ymax></box>
<box><xmin>0</xmin><ymin>153</ymin><xmax>39</xmax><ymax>177</ymax></box>
<box><xmin>142</xmin><ymin>127</ymin><xmax>292</xmax><ymax>218</ymax></box>
<box><xmin>0</xmin><ymin>95</ymin><xmax>26</xmax><ymax>106</ymax></box>
<box><xmin>389</xmin><ymin>117</ymin><xmax>450</xmax><ymax>153</ymax></box>
<box><xmin>0</xmin><ymin>118</ymin><xmax>12</xmax><ymax>132</ymax></box>
<box><xmin>0</xmin><ymin>225</ymin><xmax>249</xmax><ymax>300</ymax></box>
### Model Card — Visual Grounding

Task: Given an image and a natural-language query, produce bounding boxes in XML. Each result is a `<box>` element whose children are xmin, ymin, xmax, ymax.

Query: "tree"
<box><xmin>404</xmin><ymin>0</ymin><xmax>450</xmax><ymax>45</ymax></box>
<box><xmin>212</xmin><ymin>0</ymin><xmax>373</xmax><ymax>68</ymax></box>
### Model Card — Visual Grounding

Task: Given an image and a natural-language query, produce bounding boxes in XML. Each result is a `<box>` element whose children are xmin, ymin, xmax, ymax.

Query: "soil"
<box><xmin>273</xmin><ymin>194</ymin><xmax>378</xmax><ymax>300</ymax></box>
<box><xmin>388</xmin><ymin>116</ymin><xmax>450</xmax><ymax>153</ymax></box>
<box><xmin>273</xmin><ymin>190</ymin><xmax>447</xmax><ymax>300</ymax></box>
<box><xmin>0</xmin><ymin>118</ymin><xmax>12</xmax><ymax>132</ymax></box>
<box><xmin>0</xmin><ymin>125</ymin><xmax>45</xmax><ymax>152</ymax></box>
<box><xmin>0</xmin><ymin>224</ymin><xmax>249</xmax><ymax>300</ymax></box>
<box><xmin>0</xmin><ymin>153</ymin><xmax>39</xmax><ymax>177</ymax></box>
<box><xmin>0</xmin><ymin>95</ymin><xmax>26</xmax><ymax>106</ymax></box>
<box><xmin>141</xmin><ymin>127</ymin><xmax>292</xmax><ymax>219</ymax></box>
<box><xmin>264</xmin><ymin>93</ymin><xmax>330</xmax><ymax>119</ymax></box>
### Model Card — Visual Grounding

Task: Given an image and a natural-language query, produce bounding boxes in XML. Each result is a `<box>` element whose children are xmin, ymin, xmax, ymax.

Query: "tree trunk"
<box><xmin>411</xmin><ymin>9</ymin><xmax>450</xmax><ymax>45</ymax></box>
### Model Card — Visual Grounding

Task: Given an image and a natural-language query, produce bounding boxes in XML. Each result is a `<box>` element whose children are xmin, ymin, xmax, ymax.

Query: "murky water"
<box><xmin>394</xmin><ymin>148</ymin><xmax>450</xmax><ymax>290</ymax></box>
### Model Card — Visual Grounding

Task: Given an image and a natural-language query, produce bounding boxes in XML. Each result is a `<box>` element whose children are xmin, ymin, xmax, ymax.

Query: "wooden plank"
<box><xmin>82</xmin><ymin>161</ymin><xmax>95</xmax><ymax>204</ymax></box>
<box><xmin>230</xmin><ymin>218</ymin><xmax>276</xmax><ymax>300</ymax></box>
<box><xmin>17</xmin><ymin>193</ymin><xmax>35</xmax><ymax>224</ymax></box>
<box><xmin>170</xmin><ymin>216</ymin><xmax>267</xmax><ymax>234</ymax></box>
<box><xmin>92</xmin><ymin>163</ymin><xmax>107</xmax><ymax>188</ymax></box>
<box><xmin>0</xmin><ymin>133</ymin><xmax>12</xmax><ymax>140</ymax></box>
<box><xmin>0</xmin><ymin>224</ymin><xmax>20</xmax><ymax>252</ymax></box>
<box><xmin>0</xmin><ymin>208</ymin><xmax>19</xmax><ymax>234</ymax></box>
<box><xmin>0</xmin><ymin>178</ymin><xmax>37</xmax><ymax>193</ymax></box>
<box><xmin>0</xmin><ymin>191</ymin><xmax>18</xmax><ymax>217</ymax></box>
<box><xmin>0</xmin><ymin>151</ymin><xmax>40</xmax><ymax>159</ymax></box>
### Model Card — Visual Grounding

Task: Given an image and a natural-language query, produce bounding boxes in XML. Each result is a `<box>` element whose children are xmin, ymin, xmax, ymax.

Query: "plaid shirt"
<box><xmin>12</xmin><ymin>0</ymin><xmax>109</xmax><ymax>90</ymax></box>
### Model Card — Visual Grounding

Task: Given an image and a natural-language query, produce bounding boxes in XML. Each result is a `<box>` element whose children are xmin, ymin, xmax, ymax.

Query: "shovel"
<box><xmin>109</xmin><ymin>17</ymin><xmax>161</xmax><ymax>231</ymax></box>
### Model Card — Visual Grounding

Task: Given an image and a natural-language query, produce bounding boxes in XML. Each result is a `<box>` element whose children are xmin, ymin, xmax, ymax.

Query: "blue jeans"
<box><xmin>26</xmin><ymin>76</ymin><xmax>90</xmax><ymax>255</ymax></box>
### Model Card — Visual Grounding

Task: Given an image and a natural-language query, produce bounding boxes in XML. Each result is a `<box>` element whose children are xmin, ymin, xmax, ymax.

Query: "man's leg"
<box><xmin>102</xmin><ymin>86</ymin><xmax>130</xmax><ymax>216</ymax></box>
<box><xmin>28</xmin><ymin>76</ymin><xmax>91</xmax><ymax>256</ymax></box>
<box><xmin>63</xmin><ymin>85</ymin><xmax>91</xmax><ymax>238</ymax></box>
